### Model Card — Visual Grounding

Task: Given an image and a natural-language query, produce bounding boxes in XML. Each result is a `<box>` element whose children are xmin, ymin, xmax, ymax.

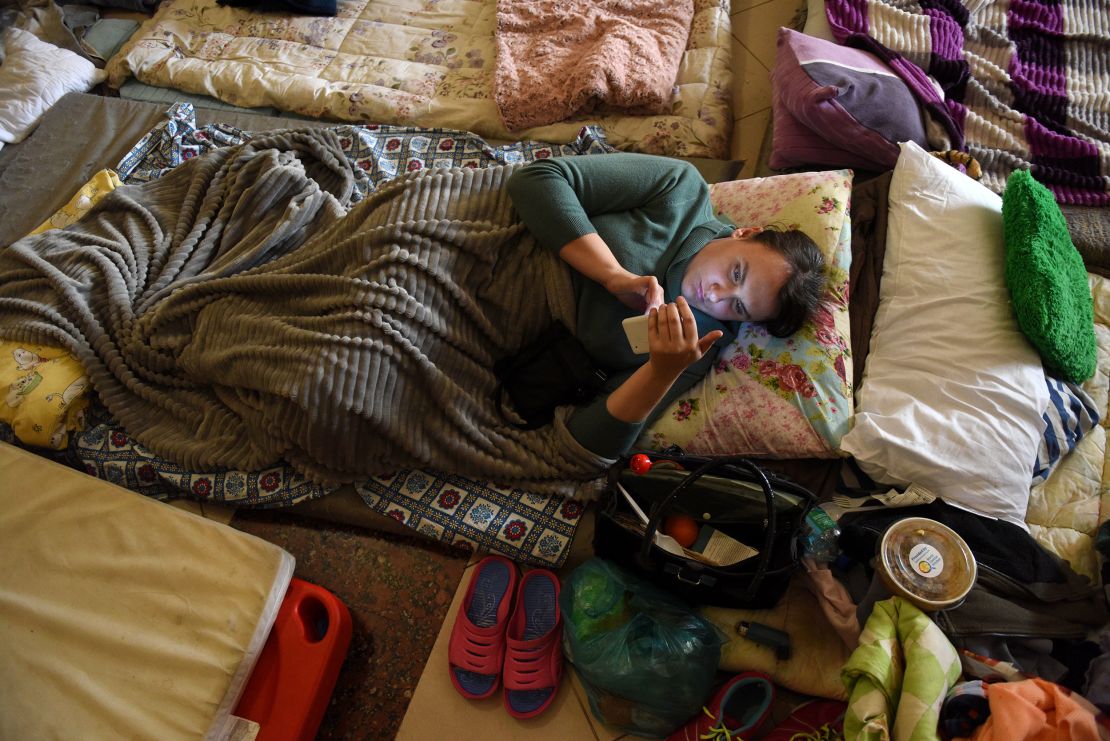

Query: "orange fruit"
<box><xmin>663</xmin><ymin>514</ymin><xmax>700</xmax><ymax>548</ymax></box>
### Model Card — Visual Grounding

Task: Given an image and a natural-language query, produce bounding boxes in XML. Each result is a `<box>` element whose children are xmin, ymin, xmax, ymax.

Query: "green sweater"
<box><xmin>507</xmin><ymin>153</ymin><xmax>735</xmax><ymax>457</ymax></box>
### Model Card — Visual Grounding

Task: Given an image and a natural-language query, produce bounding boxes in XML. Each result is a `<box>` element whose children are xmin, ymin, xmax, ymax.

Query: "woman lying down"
<box><xmin>0</xmin><ymin>133</ymin><xmax>823</xmax><ymax>497</ymax></box>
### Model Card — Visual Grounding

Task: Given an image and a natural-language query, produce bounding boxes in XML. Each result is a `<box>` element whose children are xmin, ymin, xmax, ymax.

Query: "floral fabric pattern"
<box><xmin>105</xmin><ymin>0</ymin><xmax>733</xmax><ymax>158</ymax></box>
<box><xmin>640</xmin><ymin>170</ymin><xmax>855</xmax><ymax>458</ymax></box>
<box><xmin>75</xmin><ymin>417</ymin><xmax>332</xmax><ymax>507</ymax></box>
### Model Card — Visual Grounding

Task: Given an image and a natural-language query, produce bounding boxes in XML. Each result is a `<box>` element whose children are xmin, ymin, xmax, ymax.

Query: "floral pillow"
<box><xmin>639</xmin><ymin>170</ymin><xmax>854</xmax><ymax>458</ymax></box>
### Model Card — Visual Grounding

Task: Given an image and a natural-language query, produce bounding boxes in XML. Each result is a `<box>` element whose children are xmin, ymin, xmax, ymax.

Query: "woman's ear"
<box><xmin>733</xmin><ymin>226</ymin><xmax>763</xmax><ymax>239</ymax></box>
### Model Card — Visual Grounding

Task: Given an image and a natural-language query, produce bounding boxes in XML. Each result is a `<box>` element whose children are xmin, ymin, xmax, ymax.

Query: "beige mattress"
<box><xmin>0</xmin><ymin>442</ymin><xmax>294</xmax><ymax>740</ymax></box>
<box><xmin>105</xmin><ymin>0</ymin><xmax>734</xmax><ymax>158</ymax></box>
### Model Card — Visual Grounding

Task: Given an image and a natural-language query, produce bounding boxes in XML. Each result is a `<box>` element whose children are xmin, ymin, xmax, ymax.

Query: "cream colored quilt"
<box><xmin>105</xmin><ymin>0</ymin><xmax>733</xmax><ymax>158</ymax></box>
<box><xmin>1026</xmin><ymin>273</ymin><xmax>1110</xmax><ymax>584</ymax></box>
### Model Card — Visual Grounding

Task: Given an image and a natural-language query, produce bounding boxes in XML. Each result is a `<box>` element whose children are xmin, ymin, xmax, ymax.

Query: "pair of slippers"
<box><xmin>448</xmin><ymin>555</ymin><xmax>563</xmax><ymax>719</ymax></box>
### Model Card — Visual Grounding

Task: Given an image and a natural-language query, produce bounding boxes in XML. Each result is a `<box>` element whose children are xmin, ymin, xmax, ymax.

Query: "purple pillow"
<box><xmin>770</xmin><ymin>94</ymin><xmax>885</xmax><ymax>170</ymax></box>
<box><xmin>770</xmin><ymin>28</ymin><xmax>927</xmax><ymax>171</ymax></box>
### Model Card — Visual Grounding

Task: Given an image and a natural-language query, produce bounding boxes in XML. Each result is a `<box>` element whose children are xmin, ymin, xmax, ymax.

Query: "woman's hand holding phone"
<box><xmin>607</xmin><ymin>297</ymin><xmax>724</xmax><ymax>425</ymax></box>
<box><xmin>645</xmin><ymin>297</ymin><xmax>723</xmax><ymax>378</ymax></box>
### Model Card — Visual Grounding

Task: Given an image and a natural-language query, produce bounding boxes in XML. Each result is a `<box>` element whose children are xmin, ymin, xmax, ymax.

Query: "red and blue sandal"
<box><xmin>448</xmin><ymin>555</ymin><xmax>518</xmax><ymax>700</ymax></box>
<box><xmin>503</xmin><ymin>568</ymin><xmax>563</xmax><ymax>720</ymax></box>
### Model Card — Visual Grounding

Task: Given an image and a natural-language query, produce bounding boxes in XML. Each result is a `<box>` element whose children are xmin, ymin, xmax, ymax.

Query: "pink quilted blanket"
<box><xmin>494</xmin><ymin>0</ymin><xmax>694</xmax><ymax>131</ymax></box>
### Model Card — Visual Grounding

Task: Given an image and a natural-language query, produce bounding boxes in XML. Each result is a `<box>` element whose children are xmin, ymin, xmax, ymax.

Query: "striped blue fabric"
<box><xmin>1032</xmin><ymin>376</ymin><xmax>1101</xmax><ymax>485</ymax></box>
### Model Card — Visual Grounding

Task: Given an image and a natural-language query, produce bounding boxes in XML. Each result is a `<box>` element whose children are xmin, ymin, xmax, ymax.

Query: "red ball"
<box><xmin>629</xmin><ymin>453</ymin><xmax>653</xmax><ymax>475</ymax></box>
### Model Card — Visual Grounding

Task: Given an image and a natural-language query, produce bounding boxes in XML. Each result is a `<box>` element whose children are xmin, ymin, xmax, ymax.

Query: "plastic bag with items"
<box><xmin>560</xmin><ymin>557</ymin><xmax>728</xmax><ymax>737</ymax></box>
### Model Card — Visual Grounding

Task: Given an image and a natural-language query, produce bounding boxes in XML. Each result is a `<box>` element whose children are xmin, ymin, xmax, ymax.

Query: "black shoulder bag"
<box><xmin>594</xmin><ymin>450</ymin><xmax>815</xmax><ymax>608</ymax></box>
<box><xmin>492</xmin><ymin>321</ymin><xmax>609</xmax><ymax>430</ymax></box>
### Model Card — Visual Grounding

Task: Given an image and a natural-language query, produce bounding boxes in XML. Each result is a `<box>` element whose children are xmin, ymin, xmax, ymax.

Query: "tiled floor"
<box><xmin>730</xmin><ymin>0</ymin><xmax>808</xmax><ymax>175</ymax></box>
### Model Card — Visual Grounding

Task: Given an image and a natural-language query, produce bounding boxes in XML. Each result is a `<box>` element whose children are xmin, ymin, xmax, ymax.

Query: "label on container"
<box><xmin>908</xmin><ymin>543</ymin><xmax>944</xmax><ymax>578</ymax></box>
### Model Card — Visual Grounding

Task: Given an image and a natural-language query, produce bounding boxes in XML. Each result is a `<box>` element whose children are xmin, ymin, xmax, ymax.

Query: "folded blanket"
<box><xmin>0</xmin><ymin>129</ymin><xmax>610</xmax><ymax>493</ymax></box>
<box><xmin>494</xmin><ymin>0</ymin><xmax>693</xmax><ymax>131</ymax></box>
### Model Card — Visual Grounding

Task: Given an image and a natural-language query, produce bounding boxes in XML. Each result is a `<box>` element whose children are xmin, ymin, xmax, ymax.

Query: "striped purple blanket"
<box><xmin>824</xmin><ymin>0</ymin><xmax>1109</xmax><ymax>205</ymax></box>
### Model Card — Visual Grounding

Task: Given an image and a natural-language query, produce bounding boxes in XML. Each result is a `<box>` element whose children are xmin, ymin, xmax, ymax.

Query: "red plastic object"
<box><xmin>629</xmin><ymin>453</ymin><xmax>653</xmax><ymax>475</ymax></box>
<box><xmin>235</xmin><ymin>577</ymin><xmax>353</xmax><ymax>741</ymax></box>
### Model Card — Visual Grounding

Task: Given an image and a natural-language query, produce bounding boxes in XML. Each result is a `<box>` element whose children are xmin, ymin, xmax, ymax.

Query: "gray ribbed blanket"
<box><xmin>0</xmin><ymin>129</ymin><xmax>610</xmax><ymax>492</ymax></box>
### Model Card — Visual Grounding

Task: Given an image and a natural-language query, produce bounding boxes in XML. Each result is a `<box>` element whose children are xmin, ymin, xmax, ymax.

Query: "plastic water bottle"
<box><xmin>801</xmin><ymin>506</ymin><xmax>841</xmax><ymax>562</ymax></box>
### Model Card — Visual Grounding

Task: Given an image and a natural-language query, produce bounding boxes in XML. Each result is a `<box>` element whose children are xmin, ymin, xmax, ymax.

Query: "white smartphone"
<box><xmin>622</xmin><ymin>314</ymin><xmax>650</xmax><ymax>355</ymax></box>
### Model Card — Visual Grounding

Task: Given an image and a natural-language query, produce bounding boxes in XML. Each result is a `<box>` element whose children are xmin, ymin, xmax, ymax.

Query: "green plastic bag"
<box><xmin>560</xmin><ymin>558</ymin><xmax>727</xmax><ymax>737</ymax></box>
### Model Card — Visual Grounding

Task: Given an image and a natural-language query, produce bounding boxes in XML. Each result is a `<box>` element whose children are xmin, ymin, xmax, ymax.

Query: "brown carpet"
<box><xmin>232</xmin><ymin>510</ymin><xmax>469</xmax><ymax>739</ymax></box>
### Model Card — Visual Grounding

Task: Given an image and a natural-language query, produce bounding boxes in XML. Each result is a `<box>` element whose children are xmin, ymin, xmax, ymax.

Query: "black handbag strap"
<box><xmin>634</xmin><ymin>456</ymin><xmax>782</xmax><ymax>601</ymax></box>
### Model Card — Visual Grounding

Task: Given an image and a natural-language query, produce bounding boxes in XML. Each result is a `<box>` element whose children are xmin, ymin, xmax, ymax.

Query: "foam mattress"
<box><xmin>0</xmin><ymin>442</ymin><xmax>294</xmax><ymax>739</ymax></box>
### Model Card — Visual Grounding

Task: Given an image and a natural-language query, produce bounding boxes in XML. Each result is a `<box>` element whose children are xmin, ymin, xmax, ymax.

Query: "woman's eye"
<box><xmin>734</xmin><ymin>299</ymin><xmax>743</xmax><ymax>315</ymax></box>
<box><xmin>732</xmin><ymin>267</ymin><xmax>741</xmax><ymax>283</ymax></box>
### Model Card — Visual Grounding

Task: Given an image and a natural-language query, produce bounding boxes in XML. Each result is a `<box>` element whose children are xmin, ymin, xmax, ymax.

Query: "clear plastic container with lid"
<box><xmin>876</xmin><ymin>517</ymin><xmax>977</xmax><ymax>611</ymax></box>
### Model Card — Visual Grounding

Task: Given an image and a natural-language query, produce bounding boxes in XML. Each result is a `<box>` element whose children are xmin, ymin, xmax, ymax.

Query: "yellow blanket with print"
<box><xmin>0</xmin><ymin>172</ymin><xmax>122</xmax><ymax>449</ymax></box>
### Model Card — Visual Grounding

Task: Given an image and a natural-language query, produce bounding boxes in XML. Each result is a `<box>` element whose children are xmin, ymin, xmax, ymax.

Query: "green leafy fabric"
<box><xmin>842</xmin><ymin>597</ymin><xmax>961</xmax><ymax>741</ymax></box>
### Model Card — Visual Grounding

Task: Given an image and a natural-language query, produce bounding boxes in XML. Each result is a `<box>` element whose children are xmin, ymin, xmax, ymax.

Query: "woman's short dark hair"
<box><xmin>751</xmin><ymin>228</ymin><xmax>825</xmax><ymax>337</ymax></box>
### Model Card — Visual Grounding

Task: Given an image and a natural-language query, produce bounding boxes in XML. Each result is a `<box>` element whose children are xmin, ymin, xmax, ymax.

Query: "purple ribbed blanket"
<box><xmin>824</xmin><ymin>0</ymin><xmax>1109</xmax><ymax>205</ymax></box>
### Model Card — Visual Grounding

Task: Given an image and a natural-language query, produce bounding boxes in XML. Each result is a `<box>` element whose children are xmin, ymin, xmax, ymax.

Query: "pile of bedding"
<box><xmin>2</xmin><ymin>92</ymin><xmax>1106</xmax><ymax>603</ymax></box>
<box><xmin>826</xmin><ymin>0</ymin><xmax>1110</xmax><ymax>205</ymax></box>
<box><xmin>773</xmin><ymin>0</ymin><xmax>1110</xmax><ymax>205</ymax></box>
<box><xmin>702</xmin><ymin>143</ymin><xmax>1110</xmax><ymax>707</ymax></box>
<box><xmin>494</xmin><ymin>0</ymin><xmax>694</xmax><ymax>131</ymax></box>
<box><xmin>0</xmin><ymin>133</ymin><xmax>625</xmax><ymax>496</ymax></box>
<box><xmin>105</xmin><ymin>0</ymin><xmax>734</xmax><ymax>158</ymax></box>
<box><xmin>0</xmin><ymin>102</ymin><xmax>623</xmax><ymax>568</ymax></box>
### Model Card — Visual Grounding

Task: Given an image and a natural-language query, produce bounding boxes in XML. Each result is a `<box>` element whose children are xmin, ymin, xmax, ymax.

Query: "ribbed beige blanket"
<box><xmin>494</xmin><ymin>0</ymin><xmax>694</xmax><ymax>131</ymax></box>
<box><xmin>0</xmin><ymin>129</ymin><xmax>610</xmax><ymax>493</ymax></box>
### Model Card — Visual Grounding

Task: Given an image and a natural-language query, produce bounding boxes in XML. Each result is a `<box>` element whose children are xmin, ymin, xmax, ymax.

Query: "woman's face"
<box><xmin>680</xmin><ymin>227</ymin><xmax>792</xmax><ymax>322</ymax></box>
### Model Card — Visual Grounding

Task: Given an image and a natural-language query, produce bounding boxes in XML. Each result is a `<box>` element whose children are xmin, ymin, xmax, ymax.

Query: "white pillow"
<box><xmin>0</xmin><ymin>27</ymin><xmax>107</xmax><ymax>149</ymax></box>
<box><xmin>839</xmin><ymin>141</ymin><xmax>1049</xmax><ymax>527</ymax></box>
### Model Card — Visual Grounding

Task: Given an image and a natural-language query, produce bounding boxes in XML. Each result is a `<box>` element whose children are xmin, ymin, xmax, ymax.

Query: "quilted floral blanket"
<box><xmin>823</xmin><ymin>0</ymin><xmax>1110</xmax><ymax>205</ymax></box>
<box><xmin>106</xmin><ymin>0</ymin><xmax>734</xmax><ymax>158</ymax></box>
